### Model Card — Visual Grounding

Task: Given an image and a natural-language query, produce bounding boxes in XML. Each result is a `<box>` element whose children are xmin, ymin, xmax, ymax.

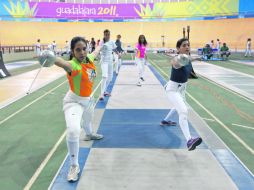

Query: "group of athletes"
<box><xmin>38</xmin><ymin>29</ymin><xmax>203</xmax><ymax>182</ymax></box>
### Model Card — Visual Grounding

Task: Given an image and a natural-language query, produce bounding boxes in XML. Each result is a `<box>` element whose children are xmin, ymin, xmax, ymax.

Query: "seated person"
<box><xmin>220</xmin><ymin>43</ymin><xmax>231</xmax><ymax>59</ymax></box>
<box><xmin>202</xmin><ymin>44</ymin><xmax>213</xmax><ymax>60</ymax></box>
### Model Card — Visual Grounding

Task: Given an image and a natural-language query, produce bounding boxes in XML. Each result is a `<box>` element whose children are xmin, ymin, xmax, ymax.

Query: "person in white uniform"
<box><xmin>99</xmin><ymin>29</ymin><xmax>117</xmax><ymax>101</ymax></box>
<box><xmin>245</xmin><ymin>38</ymin><xmax>252</xmax><ymax>57</ymax></box>
<box><xmin>114</xmin><ymin>34</ymin><xmax>124</xmax><ymax>75</ymax></box>
<box><xmin>35</xmin><ymin>39</ymin><xmax>41</xmax><ymax>56</ymax></box>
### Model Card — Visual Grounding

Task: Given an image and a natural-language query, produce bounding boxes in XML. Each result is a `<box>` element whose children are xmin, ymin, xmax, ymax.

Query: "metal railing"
<box><xmin>0</xmin><ymin>45</ymin><xmax>48</xmax><ymax>54</ymax></box>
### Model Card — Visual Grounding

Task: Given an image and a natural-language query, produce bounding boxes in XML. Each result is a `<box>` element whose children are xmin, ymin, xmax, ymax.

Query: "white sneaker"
<box><xmin>67</xmin><ymin>165</ymin><xmax>80</xmax><ymax>182</ymax></box>
<box><xmin>137</xmin><ymin>82</ymin><xmax>142</xmax><ymax>87</ymax></box>
<box><xmin>84</xmin><ymin>133</ymin><xmax>104</xmax><ymax>141</ymax></box>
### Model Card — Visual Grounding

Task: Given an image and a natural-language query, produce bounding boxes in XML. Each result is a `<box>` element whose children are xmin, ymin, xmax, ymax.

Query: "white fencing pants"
<box><xmin>100</xmin><ymin>62</ymin><xmax>113</xmax><ymax>96</ymax></box>
<box><xmin>63</xmin><ymin>90</ymin><xmax>94</xmax><ymax>166</ymax></box>
<box><xmin>165</xmin><ymin>81</ymin><xmax>192</xmax><ymax>141</ymax></box>
<box><xmin>136</xmin><ymin>57</ymin><xmax>145</xmax><ymax>82</ymax></box>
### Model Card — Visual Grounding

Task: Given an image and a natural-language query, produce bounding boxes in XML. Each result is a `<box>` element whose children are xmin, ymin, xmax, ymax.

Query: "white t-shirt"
<box><xmin>65</xmin><ymin>42</ymin><xmax>70</xmax><ymax>53</ymax></box>
<box><xmin>216</xmin><ymin>41</ymin><xmax>220</xmax><ymax>50</ymax></box>
<box><xmin>52</xmin><ymin>42</ymin><xmax>57</xmax><ymax>50</ymax></box>
<box><xmin>35</xmin><ymin>43</ymin><xmax>41</xmax><ymax>56</ymax></box>
<box><xmin>48</xmin><ymin>44</ymin><xmax>53</xmax><ymax>51</ymax></box>
<box><xmin>100</xmin><ymin>40</ymin><xmax>117</xmax><ymax>63</ymax></box>
<box><xmin>247</xmin><ymin>41</ymin><xmax>251</xmax><ymax>49</ymax></box>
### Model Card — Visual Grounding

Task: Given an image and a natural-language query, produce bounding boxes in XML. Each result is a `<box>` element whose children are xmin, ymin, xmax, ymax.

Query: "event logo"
<box><xmin>3</xmin><ymin>0</ymin><xmax>38</xmax><ymax>18</ymax></box>
<box><xmin>134</xmin><ymin>3</ymin><xmax>166</xmax><ymax>18</ymax></box>
<box><xmin>55</xmin><ymin>5</ymin><xmax>117</xmax><ymax>17</ymax></box>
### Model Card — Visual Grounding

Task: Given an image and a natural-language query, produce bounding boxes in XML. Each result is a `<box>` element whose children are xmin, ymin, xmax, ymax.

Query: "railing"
<box><xmin>0</xmin><ymin>45</ymin><xmax>48</xmax><ymax>54</ymax></box>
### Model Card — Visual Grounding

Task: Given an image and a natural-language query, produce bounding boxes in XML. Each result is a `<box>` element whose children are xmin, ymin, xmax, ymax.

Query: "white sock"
<box><xmin>179</xmin><ymin>113</ymin><xmax>192</xmax><ymax>141</ymax></box>
<box><xmin>67</xmin><ymin>140</ymin><xmax>79</xmax><ymax>166</ymax></box>
<box><xmin>164</xmin><ymin>109</ymin><xmax>176</xmax><ymax>121</ymax></box>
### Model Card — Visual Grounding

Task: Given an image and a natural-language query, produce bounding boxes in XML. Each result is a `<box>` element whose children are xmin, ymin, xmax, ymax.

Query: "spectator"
<box><xmin>202</xmin><ymin>44</ymin><xmax>213</xmax><ymax>60</ymax></box>
<box><xmin>52</xmin><ymin>40</ymin><xmax>57</xmax><ymax>53</ymax></box>
<box><xmin>210</xmin><ymin>40</ymin><xmax>215</xmax><ymax>48</ymax></box>
<box><xmin>216</xmin><ymin>39</ymin><xmax>221</xmax><ymax>50</ymax></box>
<box><xmin>35</xmin><ymin>39</ymin><xmax>41</xmax><ymax>56</ymax></box>
<box><xmin>97</xmin><ymin>39</ymin><xmax>100</xmax><ymax>46</ymax></box>
<box><xmin>90</xmin><ymin>38</ymin><xmax>96</xmax><ymax>53</ymax></box>
<box><xmin>245</xmin><ymin>38</ymin><xmax>252</xmax><ymax>57</ymax></box>
<box><xmin>220</xmin><ymin>43</ymin><xmax>231</xmax><ymax>59</ymax></box>
<box><xmin>61</xmin><ymin>40</ymin><xmax>70</xmax><ymax>56</ymax></box>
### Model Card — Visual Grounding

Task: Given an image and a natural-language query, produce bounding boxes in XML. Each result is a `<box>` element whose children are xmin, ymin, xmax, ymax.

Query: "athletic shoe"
<box><xmin>187</xmin><ymin>137</ymin><xmax>202</xmax><ymax>151</ymax></box>
<box><xmin>99</xmin><ymin>96</ymin><xmax>104</xmax><ymax>101</ymax></box>
<box><xmin>67</xmin><ymin>165</ymin><xmax>80</xmax><ymax>182</ymax></box>
<box><xmin>104</xmin><ymin>92</ymin><xmax>111</xmax><ymax>97</ymax></box>
<box><xmin>137</xmin><ymin>82</ymin><xmax>142</xmax><ymax>87</ymax></box>
<box><xmin>84</xmin><ymin>133</ymin><xmax>104</xmax><ymax>141</ymax></box>
<box><xmin>160</xmin><ymin>120</ymin><xmax>177</xmax><ymax>126</ymax></box>
<box><xmin>140</xmin><ymin>77</ymin><xmax>145</xmax><ymax>81</ymax></box>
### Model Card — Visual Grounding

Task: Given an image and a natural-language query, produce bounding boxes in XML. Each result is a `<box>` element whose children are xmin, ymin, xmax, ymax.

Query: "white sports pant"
<box><xmin>63</xmin><ymin>90</ymin><xmax>94</xmax><ymax>166</ymax></box>
<box><xmin>114</xmin><ymin>53</ymin><xmax>122</xmax><ymax>74</ymax></box>
<box><xmin>164</xmin><ymin>80</ymin><xmax>192</xmax><ymax>141</ymax></box>
<box><xmin>100</xmin><ymin>61</ymin><xmax>113</xmax><ymax>96</ymax></box>
<box><xmin>245</xmin><ymin>48</ymin><xmax>252</xmax><ymax>56</ymax></box>
<box><xmin>136</xmin><ymin>57</ymin><xmax>145</xmax><ymax>81</ymax></box>
<box><xmin>35</xmin><ymin>49</ymin><xmax>41</xmax><ymax>56</ymax></box>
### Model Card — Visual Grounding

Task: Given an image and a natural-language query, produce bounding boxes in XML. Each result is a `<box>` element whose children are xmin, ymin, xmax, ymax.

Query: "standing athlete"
<box><xmin>114</xmin><ymin>34</ymin><xmax>124</xmax><ymax>75</ymax></box>
<box><xmin>162</xmin><ymin>38</ymin><xmax>202</xmax><ymax>151</ymax></box>
<box><xmin>135</xmin><ymin>35</ymin><xmax>147</xmax><ymax>87</ymax></box>
<box><xmin>99</xmin><ymin>29</ymin><xmax>117</xmax><ymax>101</ymax></box>
<box><xmin>38</xmin><ymin>36</ymin><xmax>103</xmax><ymax>182</ymax></box>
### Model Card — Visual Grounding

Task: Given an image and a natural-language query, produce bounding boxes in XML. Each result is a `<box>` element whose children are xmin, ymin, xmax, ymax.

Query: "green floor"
<box><xmin>205</xmin><ymin>60</ymin><xmax>254</xmax><ymax>76</ymax></box>
<box><xmin>0</xmin><ymin>54</ymin><xmax>253</xmax><ymax>190</ymax></box>
<box><xmin>148</xmin><ymin>53</ymin><xmax>254</xmax><ymax>174</ymax></box>
<box><xmin>0</xmin><ymin>61</ymin><xmax>102</xmax><ymax>190</ymax></box>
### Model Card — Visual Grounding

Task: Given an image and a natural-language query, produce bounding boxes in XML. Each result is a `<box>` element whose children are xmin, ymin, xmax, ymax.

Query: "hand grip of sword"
<box><xmin>26</xmin><ymin>50</ymin><xmax>56</xmax><ymax>94</ymax></box>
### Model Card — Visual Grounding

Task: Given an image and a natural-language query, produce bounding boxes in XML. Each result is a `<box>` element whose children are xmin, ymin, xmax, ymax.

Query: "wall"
<box><xmin>0</xmin><ymin>18</ymin><xmax>253</xmax><ymax>49</ymax></box>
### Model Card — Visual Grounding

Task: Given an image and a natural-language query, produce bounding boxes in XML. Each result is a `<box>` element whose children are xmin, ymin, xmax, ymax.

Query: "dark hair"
<box><xmin>117</xmin><ymin>34</ymin><xmax>121</xmax><ymax>38</ymax></box>
<box><xmin>138</xmin><ymin>35</ymin><xmax>147</xmax><ymax>46</ymax></box>
<box><xmin>70</xmin><ymin>36</ymin><xmax>87</xmax><ymax>60</ymax></box>
<box><xmin>248</xmin><ymin>38</ymin><xmax>251</xmax><ymax>41</ymax></box>
<box><xmin>104</xmin><ymin>29</ymin><xmax>110</xmax><ymax>34</ymax></box>
<box><xmin>103</xmin><ymin>29</ymin><xmax>110</xmax><ymax>43</ymax></box>
<box><xmin>217</xmin><ymin>39</ymin><xmax>220</xmax><ymax>41</ymax></box>
<box><xmin>176</xmin><ymin>38</ymin><xmax>189</xmax><ymax>48</ymax></box>
<box><xmin>223</xmin><ymin>43</ymin><xmax>226</xmax><ymax>46</ymax></box>
<box><xmin>37</xmin><ymin>39</ymin><xmax>40</xmax><ymax>42</ymax></box>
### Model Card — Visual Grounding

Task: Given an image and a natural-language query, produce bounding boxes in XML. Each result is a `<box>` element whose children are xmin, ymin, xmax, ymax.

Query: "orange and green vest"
<box><xmin>67</xmin><ymin>54</ymin><xmax>96</xmax><ymax>97</ymax></box>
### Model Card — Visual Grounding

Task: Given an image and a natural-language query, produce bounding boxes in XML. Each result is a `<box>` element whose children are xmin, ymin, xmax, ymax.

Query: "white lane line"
<box><xmin>155</xmin><ymin>53</ymin><xmax>254</xmax><ymax>104</ymax></box>
<box><xmin>47</xmin><ymin>93</ymin><xmax>102</xmax><ymax>190</ymax></box>
<box><xmin>23</xmin><ymin>131</ymin><xmax>67</xmax><ymax>190</ymax></box>
<box><xmin>47</xmin><ymin>154</ymin><xmax>68</xmax><ymax>190</ymax></box>
<box><xmin>149</xmin><ymin>58</ymin><xmax>254</xmax><ymax>155</ymax></box>
<box><xmin>198</xmin><ymin>75</ymin><xmax>254</xmax><ymax>104</ymax></box>
<box><xmin>0</xmin><ymin>80</ymin><xmax>68</xmax><ymax>126</ymax></box>
<box><xmin>187</xmin><ymin>92</ymin><xmax>254</xmax><ymax>155</ymax></box>
<box><xmin>24</xmin><ymin>79</ymin><xmax>102</xmax><ymax>190</ymax></box>
<box><xmin>202</xmin><ymin>118</ymin><xmax>215</xmax><ymax>122</ymax></box>
<box><xmin>232</xmin><ymin>123</ymin><xmax>254</xmax><ymax>130</ymax></box>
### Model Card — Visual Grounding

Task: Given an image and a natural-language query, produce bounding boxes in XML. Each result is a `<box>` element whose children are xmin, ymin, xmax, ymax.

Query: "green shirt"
<box><xmin>220</xmin><ymin>46</ymin><xmax>229</xmax><ymax>52</ymax></box>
